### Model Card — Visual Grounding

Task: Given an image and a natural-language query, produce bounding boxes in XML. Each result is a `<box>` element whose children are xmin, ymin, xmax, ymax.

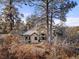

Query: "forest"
<box><xmin>0</xmin><ymin>0</ymin><xmax>79</xmax><ymax>59</ymax></box>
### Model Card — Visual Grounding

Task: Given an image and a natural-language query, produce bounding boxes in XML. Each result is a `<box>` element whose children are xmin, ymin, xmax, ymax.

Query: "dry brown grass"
<box><xmin>0</xmin><ymin>34</ymin><xmax>78</xmax><ymax>59</ymax></box>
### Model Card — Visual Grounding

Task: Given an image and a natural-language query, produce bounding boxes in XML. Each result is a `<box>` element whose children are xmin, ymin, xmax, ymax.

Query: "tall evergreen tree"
<box><xmin>0</xmin><ymin>0</ymin><xmax>23</xmax><ymax>33</ymax></box>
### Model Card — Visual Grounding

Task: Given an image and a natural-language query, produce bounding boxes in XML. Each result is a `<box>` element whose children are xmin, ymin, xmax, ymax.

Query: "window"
<box><xmin>42</xmin><ymin>37</ymin><xmax>45</xmax><ymax>40</ymax></box>
<box><xmin>25</xmin><ymin>37</ymin><xmax>27</xmax><ymax>41</ymax></box>
<box><xmin>26</xmin><ymin>37</ymin><xmax>27</xmax><ymax>39</ymax></box>
<box><xmin>28</xmin><ymin>40</ymin><xmax>31</xmax><ymax>43</ymax></box>
<box><xmin>41</xmin><ymin>34</ymin><xmax>45</xmax><ymax>36</ymax></box>
<box><xmin>35</xmin><ymin>37</ymin><xmax>37</xmax><ymax>40</ymax></box>
<box><xmin>41</xmin><ymin>33</ymin><xmax>46</xmax><ymax>40</ymax></box>
<box><xmin>38</xmin><ymin>39</ymin><xmax>41</xmax><ymax>42</ymax></box>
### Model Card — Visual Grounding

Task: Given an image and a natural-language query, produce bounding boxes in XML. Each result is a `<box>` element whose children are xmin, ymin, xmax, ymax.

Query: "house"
<box><xmin>23</xmin><ymin>28</ymin><xmax>46</xmax><ymax>44</ymax></box>
<box><xmin>23</xmin><ymin>29</ymin><xmax>39</xmax><ymax>43</ymax></box>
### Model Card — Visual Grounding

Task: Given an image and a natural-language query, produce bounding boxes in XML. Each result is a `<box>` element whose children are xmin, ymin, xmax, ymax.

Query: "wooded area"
<box><xmin>0</xmin><ymin>0</ymin><xmax>79</xmax><ymax>59</ymax></box>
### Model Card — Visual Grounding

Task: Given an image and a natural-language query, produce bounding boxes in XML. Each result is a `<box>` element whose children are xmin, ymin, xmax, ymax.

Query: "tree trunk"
<box><xmin>9</xmin><ymin>0</ymin><xmax>14</xmax><ymax>31</ymax></box>
<box><xmin>50</xmin><ymin>13</ymin><xmax>53</xmax><ymax>44</ymax></box>
<box><xmin>46</xmin><ymin>0</ymin><xmax>50</xmax><ymax>43</ymax></box>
